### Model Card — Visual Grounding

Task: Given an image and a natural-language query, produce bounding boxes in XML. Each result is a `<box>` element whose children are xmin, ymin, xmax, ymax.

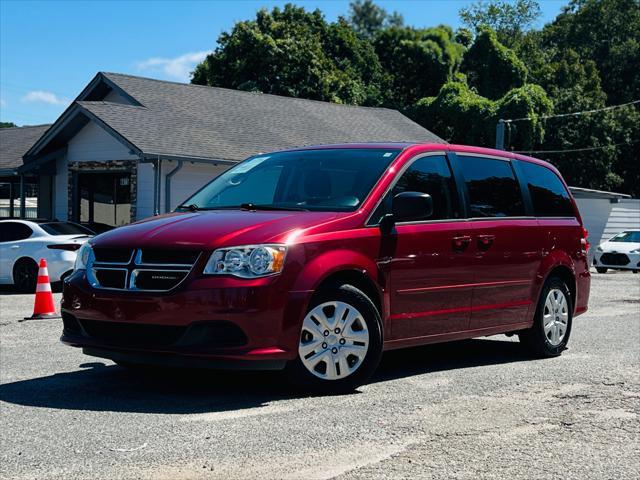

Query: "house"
<box><xmin>0</xmin><ymin>124</ymin><xmax>51</xmax><ymax>218</ymax></box>
<box><xmin>17</xmin><ymin>72</ymin><xmax>444</xmax><ymax>229</ymax></box>
<box><xmin>570</xmin><ymin>187</ymin><xmax>640</xmax><ymax>262</ymax></box>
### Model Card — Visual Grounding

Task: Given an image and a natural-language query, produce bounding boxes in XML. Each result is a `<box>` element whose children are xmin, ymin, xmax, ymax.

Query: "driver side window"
<box><xmin>370</xmin><ymin>155</ymin><xmax>460</xmax><ymax>224</ymax></box>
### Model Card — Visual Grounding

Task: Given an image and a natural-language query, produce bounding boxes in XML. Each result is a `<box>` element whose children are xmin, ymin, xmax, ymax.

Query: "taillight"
<box><xmin>47</xmin><ymin>244</ymin><xmax>82</xmax><ymax>251</ymax></box>
<box><xmin>581</xmin><ymin>227</ymin><xmax>590</xmax><ymax>251</ymax></box>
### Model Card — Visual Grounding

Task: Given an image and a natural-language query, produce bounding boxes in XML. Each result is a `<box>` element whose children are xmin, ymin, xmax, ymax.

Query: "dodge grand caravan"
<box><xmin>61</xmin><ymin>143</ymin><xmax>591</xmax><ymax>393</ymax></box>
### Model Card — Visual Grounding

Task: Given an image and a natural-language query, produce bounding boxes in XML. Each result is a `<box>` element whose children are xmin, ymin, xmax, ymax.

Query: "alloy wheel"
<box><xmin>543</xmin><ymin>288</ymin><xmax>569</xmax><ymax>346</ymax></box>
<box><xmin>298</xmin><ymin>301</ymin><xmax>370</xmax><ymax>380</ymax></box>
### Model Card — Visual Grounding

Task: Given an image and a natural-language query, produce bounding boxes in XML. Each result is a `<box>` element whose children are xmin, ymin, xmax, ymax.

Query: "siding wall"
<box><xmin>602</xmin><ymin>199</ymin><xmax>640</xmax><ymax>241</ymax></box>
<box><xmin>135</xmin><ymin>160</ymin><xmax>229</xmax><ymax>221</ymax></box>
<box><xmin>574</xmin><ymin>198</ymin><xmax>613</xmax><ymax>263</ymax></box>
<box><xmin>67</xmin><ymin>121</ymin><xmax>137</xmax><ymax>163</ymax></box>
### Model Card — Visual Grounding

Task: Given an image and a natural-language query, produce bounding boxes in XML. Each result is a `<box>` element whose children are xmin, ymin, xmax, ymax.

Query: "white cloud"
<box><xmin>136</xmin><ymin>50</ymin><xmax>211</xmax><ymax>82</ymax></box>
<box><xmin>0</xmin><ymin>98</ymin><xmax>5</xmax><ymax>107</ymax></box>
<box><xmin>22</xmin><ymin>90</ymin><xmax>68</xmax><ymax>106</ymax></box>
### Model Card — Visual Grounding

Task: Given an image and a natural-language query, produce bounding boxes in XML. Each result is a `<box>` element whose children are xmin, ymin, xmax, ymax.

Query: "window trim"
<box><xmin>365</xmin><ymin>151</ymin><xmax>461</xmax><ymax>227</ymax></box>
<box><xmin>456</xmin><ymin>153</ymin><xmax>529</xmax><ymax>220</ymax></box>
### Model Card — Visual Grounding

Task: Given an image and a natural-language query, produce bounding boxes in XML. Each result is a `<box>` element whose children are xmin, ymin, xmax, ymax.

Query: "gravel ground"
<box><xmin>0</xmin><ymin>271</ymin><xmax>638</xmax><ymax>479</ymax></box>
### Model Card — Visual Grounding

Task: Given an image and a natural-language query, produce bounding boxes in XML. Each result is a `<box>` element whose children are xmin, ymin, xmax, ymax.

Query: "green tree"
<box><xmin>348</xmin><ymin>0</ymin><xmax>404</xmax><ymax>39</ymax></box>
<box><xmin>373</xmin><ymin>25</ymin><xmax>465</xmax><ymax>107</ymax></box>
<box><xmin>192</xmin><ymin>4</ymin><xmax>386</xmax><ymax>106</ymax></box>
<box><xmin>461</xmin><ymin>27</ymin><xmax>528</xmax><ymax>100</ymax></box>
<box><xmin>460</xmin><ymin>0</ymin><xmax>542</xmax><ymax>46</ymax></box>
<box><xmin>539</xmin><ymin>0</ymin><xmax>640</xmax><ymax>104</ymax></box>
<box><xmin>0</xmin><ymin>122</ymin><xmax>17</xmax><ymax>128</ymax></box>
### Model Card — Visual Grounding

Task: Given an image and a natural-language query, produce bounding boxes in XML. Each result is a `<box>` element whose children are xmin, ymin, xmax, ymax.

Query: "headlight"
<box><xmin>74</xmin><ymin>243</ymin><xmax>93</xmax><ymax>271</ymax></box>
<box><xmin>203</xmin><ymin>244</ymin><xmax>287</xmax><ymax>278</ymax></box>
<box><xmin>596</xmin><ymin>246</ymin><xmax>603</xmax><ymax>252</ymax></box>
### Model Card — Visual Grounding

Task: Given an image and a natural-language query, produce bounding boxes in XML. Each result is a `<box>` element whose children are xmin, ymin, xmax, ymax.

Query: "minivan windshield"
<box><xmin>180</xmin><ymin>148</ymin><xmax>400</xmax><ymax>212</ymax></box>
<box><xmin>609</xmin><ymin>231</ymin><xmax>640</xmax><ymax>243</ymax></box>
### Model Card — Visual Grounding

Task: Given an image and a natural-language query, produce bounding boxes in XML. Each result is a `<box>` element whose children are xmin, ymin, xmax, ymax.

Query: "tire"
<box><xmin>13</xmin><ymin>258</ymin><xmax>39</xmax><ymax>293</ymax></box>
<box><xmin>284</xmin><ymin>283</ymin><xmax>383</xmax><ymax>394</ymax></box>
<box><xmin>596</xmin><ymin>267</ymin><xmax>608</xmax><ymax>274</ymax></box>
<box><xmin>519</xmin><ymin>276</ymin><xmax>573</xmax><ymax>357</ymax></box>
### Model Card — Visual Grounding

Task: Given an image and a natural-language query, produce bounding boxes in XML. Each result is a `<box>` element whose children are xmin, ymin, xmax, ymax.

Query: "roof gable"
<box><xmin>27</xmin><ymin>72</ymin><xmax>445</xmax><ymax>164</ymax></box>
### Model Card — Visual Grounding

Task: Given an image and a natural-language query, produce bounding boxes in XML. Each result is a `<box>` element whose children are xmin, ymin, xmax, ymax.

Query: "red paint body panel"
<box><xmin>61</xmin><ymin>142</ymin><xmax>590</xmax><ymax>367</ymax></box>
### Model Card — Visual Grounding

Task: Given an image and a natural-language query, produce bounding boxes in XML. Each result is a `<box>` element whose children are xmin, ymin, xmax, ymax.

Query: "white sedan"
<box><xmin>593</xmin><ymin>230</ymin><xmax>640</xmax><ymax>274</ymax></box>
<box><xmin>0</xmin><ymin>220</ymin><xmax>94</xmax><ymax>292</ymax></box>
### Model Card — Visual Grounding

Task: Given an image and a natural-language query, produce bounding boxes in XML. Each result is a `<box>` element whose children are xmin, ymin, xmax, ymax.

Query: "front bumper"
<box><xmin>593</xmin><ymin>251</ymin><xmax>640</xmax><ymax>270</ymax></box>
<box><xmin>61</xmin><ymin>271</ymin><xmax>311</xmax><ymax>368</ymax></box>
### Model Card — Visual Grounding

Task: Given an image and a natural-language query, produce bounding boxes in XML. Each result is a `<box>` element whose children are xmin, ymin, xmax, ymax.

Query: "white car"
<box><xmin>0</xmin><ymin>220</ymin><xmax>94</xmax><ymax>292</ymax></box>
<box><xmin>593</xmin><ymin>230</ymin><xmax>640</xmax><ymax>274</ymax></box>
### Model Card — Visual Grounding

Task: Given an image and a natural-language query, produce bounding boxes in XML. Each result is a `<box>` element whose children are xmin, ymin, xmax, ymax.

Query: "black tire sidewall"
<box><xmin>596</xmin><ymin>267</ymin><xmax>607</xmax><ymax>274</ymax></box>
<box><xmin>285</xmin><ymin>283</ymin><xmax>383</xmax><ymax>394</ymax></box>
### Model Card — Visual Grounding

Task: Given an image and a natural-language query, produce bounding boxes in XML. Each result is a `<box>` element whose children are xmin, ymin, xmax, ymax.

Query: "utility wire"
<box><xmin>502</xmin><ymin>99</ymin><xmax>640</xmax><ymax>124</ymax></box>
<box><xmin>514</xmin><ymin>139</ymin><xmax>639</xmax><ymax>155</ymax></box>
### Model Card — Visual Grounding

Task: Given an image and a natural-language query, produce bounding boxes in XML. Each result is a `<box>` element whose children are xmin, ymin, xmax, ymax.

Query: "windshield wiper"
<box><xmin>177</xmin><ymin>203</ymin><xmax>202</xmax><ymax>212</ymax></box>
<box><xmin>240</xmin><ymin>203</ymin><xmax>308</xmax><ymax>212</ymax></box>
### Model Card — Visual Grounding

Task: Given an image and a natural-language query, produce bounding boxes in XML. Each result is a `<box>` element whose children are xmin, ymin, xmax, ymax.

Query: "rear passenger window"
<box><xmin>459</xmin><ymin>156</ymin><xmax>525</xmax><ymax>217</ymax></box>
<box><xmin>519</xmin><ymin>162</ymin><xmax>575</xmax><ymax>217</ymax></box>
<box><xmin>369</xmin><ymin>155</ymin><xmax>460</xmax><ymax>224</ymax></box>
<box><xmin>0</xmin><ymin>222</ymin><xmax>33</xmax><ymax>242</ymax></box>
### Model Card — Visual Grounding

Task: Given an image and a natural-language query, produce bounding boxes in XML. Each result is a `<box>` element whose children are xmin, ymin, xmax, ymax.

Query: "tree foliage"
<box><xmin>0</xmin><ymin>122</ymin><xmax>17</xmax><ymax>129</ymax></box>
<box><xmin>460</xmin><ymin>0</ymin><xmax>542</xmax><ymax>46</ymax></box>
<box><xmin>192</xmin><ymin>5</ymin><xmax>387</xmax><ymax>105</ymax></box>
<box><xmin>461</xmin><ymin>27</ymin><xmax>528</xmax><ymax>100</ymax></box>
<box><xmin>373</xmin><ymin>25</ymin><xmax>465</xmax><ymax>106</ymax></box>
<box><xmin>348</xmin><ymin>0</ymin><xmax>403</xmax><ymax>39</ymax></box>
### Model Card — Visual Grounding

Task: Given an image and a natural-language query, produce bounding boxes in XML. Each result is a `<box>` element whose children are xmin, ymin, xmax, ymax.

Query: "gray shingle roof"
<box><xmin>78</xmin><ymin>72</ymin><xmax>444</xmax><ymax>162</ymax></box>
<box><xmin>0</xmin><ymin>125</ymin><xmax>51</xmax><ymax>171</ymax></box>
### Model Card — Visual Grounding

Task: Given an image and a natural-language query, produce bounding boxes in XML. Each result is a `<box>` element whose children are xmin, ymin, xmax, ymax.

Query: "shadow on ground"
<box><xmin>0</xmin><ymin>282</ymin><xmax>63</xmax><ymax>295</ymax></box>
<box><xmin>0</xmin><ymin>338</ymin><xmax>530</xmax><ymax>414</ymax></box>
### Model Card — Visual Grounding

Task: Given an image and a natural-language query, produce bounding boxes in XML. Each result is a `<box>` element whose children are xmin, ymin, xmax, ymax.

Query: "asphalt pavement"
<box><xmin>0</xmin><ymin>271</ymin><xmax>638</xmax><ymax>479</ymax></box>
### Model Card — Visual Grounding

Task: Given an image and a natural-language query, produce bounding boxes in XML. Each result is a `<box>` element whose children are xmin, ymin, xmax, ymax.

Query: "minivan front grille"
<box><xmin>88</xmin><ymin>248</ymin><xmax>200</xmax><ymax>292</ymax></box>
<box><xmin>93</xmin><ymin>248</ymin><xmax>134</xmax><ymax>263</ymax></box>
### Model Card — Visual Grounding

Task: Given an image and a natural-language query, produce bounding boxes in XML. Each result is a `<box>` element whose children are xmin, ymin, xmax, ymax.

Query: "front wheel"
<box><xmin>519</xmin><ymin>276</ymin><xmax>572</xmax><ymax>357</ymax></box>
<box><xmin>285</xmin><ymin>283</ymin><xmax>383</xmax><ymax>394</ymax></box>
<box><xmin>595</xmin><ymin>267</ymin><xmax>608</xmax><ymax>274</ymax></box>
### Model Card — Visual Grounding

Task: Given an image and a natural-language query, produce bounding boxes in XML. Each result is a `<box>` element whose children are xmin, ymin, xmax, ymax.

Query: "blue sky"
<box><xmin>0</xmin><ymin>0</ymin><xmax>565</xmax><ymax>126</ymax></box>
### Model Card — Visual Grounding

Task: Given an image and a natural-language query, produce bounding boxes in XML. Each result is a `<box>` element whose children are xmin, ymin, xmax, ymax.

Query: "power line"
<box><xmin>514</xmin><ymin>140</ymin><xmax>639</xmax><ymax>155</ymax></box>
<box><xmin>502</xmin><ymin>99</ymin><xmax>640</xmax><ymax>124</ymax></box>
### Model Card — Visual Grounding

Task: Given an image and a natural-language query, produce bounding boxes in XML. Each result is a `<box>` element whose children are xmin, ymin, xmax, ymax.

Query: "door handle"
<box><xmin>452</xmin><ymin>235</ymin><xmax>471</xmax><ymax>252</ymax></box>
<box><xmin>10</xmin><ymin>245</ymin><xmax>20</xmax><ymax>250</ymax></box>
<box><xmin>477</xmin><ymin>234</ymin><xmax>495</xmax><ymax>250</ymax></box>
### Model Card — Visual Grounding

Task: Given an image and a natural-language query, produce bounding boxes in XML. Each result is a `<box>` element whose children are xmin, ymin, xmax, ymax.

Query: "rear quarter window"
<box><xmin>519</xmin><ymin>162</ymin><xmax>575</xmax><ymax>217</ymax></box>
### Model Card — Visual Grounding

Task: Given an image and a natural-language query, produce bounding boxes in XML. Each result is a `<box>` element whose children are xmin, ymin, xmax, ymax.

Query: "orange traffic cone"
<box><xmin>22</xmin><ymin>259</ymin><xmax>61</xmax><ymax>320</ymax></box>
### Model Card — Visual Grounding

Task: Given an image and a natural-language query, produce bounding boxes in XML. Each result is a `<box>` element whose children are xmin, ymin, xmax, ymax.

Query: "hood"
<box><xmin>91</xmin><ymin>210</ymin><xmax>345</xmax><ymax>249</ymax></box>
<box><xmin>599</xmin><ymin>240</ymin><xmax>640</xmax><ymax>253</ymax></box>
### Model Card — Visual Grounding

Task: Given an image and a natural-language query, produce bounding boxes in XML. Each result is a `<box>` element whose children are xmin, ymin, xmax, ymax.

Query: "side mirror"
<box><xmin>392</xmin><ymin>192</ymin><xmax>433</xmax><ymax>222</ymax></box>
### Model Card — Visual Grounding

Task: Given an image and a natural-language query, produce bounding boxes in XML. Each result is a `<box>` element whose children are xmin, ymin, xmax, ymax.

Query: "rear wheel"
<box><xmin>596</xmin><ymin>267</ymin><xmax>608</xmax><ymax>274</ymax></box>
<box><xmin>285</xmin><ymin>283</ymin><xmax>383</xmax><ymax>394</ymax></box>
<box><xmin>13</xmin><ymin>258</ymin><xmax>38</xmax><ymax>293</ymax></box>
<box><xmin>519</xmin><ymin>276</ymin><xmax>572</xmax><ymax>357</ymax></box>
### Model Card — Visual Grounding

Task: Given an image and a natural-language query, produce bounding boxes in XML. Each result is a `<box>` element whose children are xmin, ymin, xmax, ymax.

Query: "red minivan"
<box><xmin>61</xmin><ymin>143</ymin><xmax>590</xmax><ymax>393</ymax></box>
